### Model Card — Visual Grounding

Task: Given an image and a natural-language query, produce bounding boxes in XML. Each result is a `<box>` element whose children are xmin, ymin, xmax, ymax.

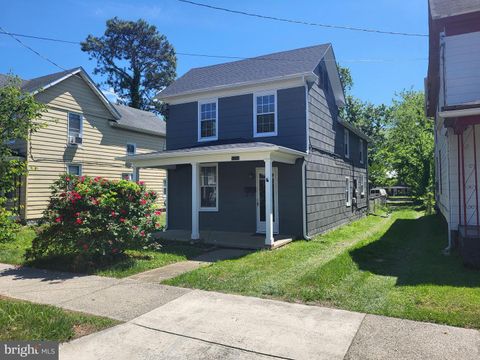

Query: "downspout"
<box><xmin>445</xmin><ymin>128</ymin><xmax>453</xmax><ymax>253</ymax></box>
<box><xmin>303</xmin><ymin>76</ymin><xmax>311</xmax><ymax>240</ymax></box>
<box><xmin>461</xmin><ymin>132</ymin><xmax>467</xmax><ymax>227</ymax></box>
<box><xmin>473</xmin><ymin>125</ymin><xmax>479</xmax><ymax>227</ymax></box>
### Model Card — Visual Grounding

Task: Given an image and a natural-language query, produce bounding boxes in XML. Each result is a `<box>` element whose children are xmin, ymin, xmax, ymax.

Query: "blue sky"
<box><xmin>0</xmin><ymin>0</ymin><xmax>428</xmax><ymax>105</ymax></box>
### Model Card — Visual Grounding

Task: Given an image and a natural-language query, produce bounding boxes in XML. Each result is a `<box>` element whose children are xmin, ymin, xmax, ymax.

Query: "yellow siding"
<box><xmin>25</xmin><ymin>75</ymin><xmax>166</xmax><ymax>220</ymax></box>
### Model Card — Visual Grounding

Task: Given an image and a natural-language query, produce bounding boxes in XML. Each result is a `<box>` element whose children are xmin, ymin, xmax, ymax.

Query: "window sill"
<box><xmin>199</xmin><ymin>207</ymin><xmax>218</xmax><ymax>212</ymax></box>
<box><xmin>254</xmin><ymin>132</ymin><xmax>277</xmax><ymax>138</ymax></box>
<box><xmin>198</xmin><ymin>137</ymin><xmax>218</xmax><ymax>142</ymax></box>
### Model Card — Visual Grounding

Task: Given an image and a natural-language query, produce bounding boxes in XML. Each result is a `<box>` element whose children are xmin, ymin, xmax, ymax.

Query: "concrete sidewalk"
<box><xmin>1</xmin><ymin>263</ymin><xmax>479</xmax><ymax>359</ymax></box>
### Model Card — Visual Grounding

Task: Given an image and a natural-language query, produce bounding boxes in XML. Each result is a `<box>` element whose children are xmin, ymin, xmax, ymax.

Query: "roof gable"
<box><xmin>158</xmin><ymin>44</ymin><xmax>332</xmax><ymax>99</ymax></box>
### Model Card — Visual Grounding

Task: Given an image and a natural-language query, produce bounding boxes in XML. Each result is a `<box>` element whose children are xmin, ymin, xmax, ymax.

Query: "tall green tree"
<box><xmin>0</xmin><ymin>76</ymin><xmax>46</xmax><ymax>241</ymax></box>
<box><xmin>385</xmin><ymin>90</ymin><xmax>434</xmax><ymax>196</ymax></box>
<box><xmin>81</xmin><ymin>17</ymin><xmax>177</xmax><ymax>113</ymax></box>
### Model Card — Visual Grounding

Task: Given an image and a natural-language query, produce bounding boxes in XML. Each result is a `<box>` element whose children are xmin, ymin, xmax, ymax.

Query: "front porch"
<box><xmin>122</xmin><ymin>142</ymin><xmax>306</xmax><ymax>249</ymax></box>
<box><xmin>157</xmin><ymin>229</ymin><xmax>293</xmax><ymax>250</ymax></box>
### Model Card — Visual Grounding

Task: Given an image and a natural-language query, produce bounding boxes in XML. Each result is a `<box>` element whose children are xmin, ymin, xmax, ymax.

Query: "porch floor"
<box><xmin>155</xmin><ymin>230</ymin><xmax>293</xmax><ymax>250</ymax></box>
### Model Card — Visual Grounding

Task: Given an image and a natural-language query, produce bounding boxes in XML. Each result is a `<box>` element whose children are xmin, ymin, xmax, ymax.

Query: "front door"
<box><xmin>256</xmin><ymin>167</ymin><xmax>279</xmax><ymax>234</ymax></box>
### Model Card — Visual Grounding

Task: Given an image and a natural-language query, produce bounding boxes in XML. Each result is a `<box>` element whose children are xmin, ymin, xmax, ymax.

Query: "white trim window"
<box><xmin>199</xmin><ymin>164</ymin><xmax>218</xmax><ymax>211</ymax></box>
<box><xmin>359</xmin><ymin>138</ymin><xmax>364</xmax><ymax>164</ymax></box>
<box><xmin>254</xmin><ymin>91</ymin><xmax>277</xmax><ymax>137</ymax></box>
<box><xmin>198</xmin><ymin>99</ymin><xmax>218</xmax><ymax>142</ymax></box>
<box><xmin>121</xmin><ymin>173</ymin><xmax>134</xmax><ymax>181</ymax></box>
<box><xmin>67</xmin><ymin>112</ymin><xmax>83</xmax><ymax>145</ymax></box>
<box><xmin>126</xmin><ymin>143</ymin><xmax>136</xmax><ymax>156</ymax></box>
<box><xmin>361</xmin><ymin>175</ymin><xmax>366</xmax><ymax>197</ymax></box>
<box><xmin>345</xmin><ymin>176</ymin><xmax>352</xmax><ymax>207</ymax></box>
<box><xmin>344</xmin><ymin>128</ymin><xmax>350</xmax><ymax>159</ymax></box>
<box><xmin>67</xmin><ymin>164</ymin><xmax>82</xmax><ymax>176</ymax></box>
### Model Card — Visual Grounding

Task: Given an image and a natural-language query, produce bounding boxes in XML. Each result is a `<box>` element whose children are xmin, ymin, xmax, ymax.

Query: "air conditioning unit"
<box><xmin>69</xmin><ymin>136</ymin><xmax>83</xmax><ymax>145</ymax></box>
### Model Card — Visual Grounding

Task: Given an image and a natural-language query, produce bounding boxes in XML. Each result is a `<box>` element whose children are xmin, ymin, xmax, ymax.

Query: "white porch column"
<box><xmin>191</xmin><ymin>162</ymin><xmax>200</xmax><ymax>240</ymax></box>
<box><xmin>264</xmin><ymin>158</ymin><xmax>274</xmax><ymax>247</ymax></box>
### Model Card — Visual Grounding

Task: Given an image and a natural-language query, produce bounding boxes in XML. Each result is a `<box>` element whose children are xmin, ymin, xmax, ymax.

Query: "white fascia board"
<box><xmin>157</xmin><ymin>72</ymin><xmax>317</xmax><ymax>105</ymax></box>
<box><xmin>117</xmin><ymin>146</ymin><xmax>306</xmax><ymax>168</ymax></box>
<box><xmin>439</xmin><ymin>107</ymin><xmax>480</xmax><ymax>118</ymax></box>
<box><xmin>323</xmin><ymin>46</ymin><xmax>346</xmax><ymax>107</ymax></box>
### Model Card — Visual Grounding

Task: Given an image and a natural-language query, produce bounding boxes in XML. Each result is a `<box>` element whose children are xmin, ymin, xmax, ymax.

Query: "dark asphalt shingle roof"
<box><xmin>112</xmin><ymin>104</ymin><xmax>166</xmax><ymax>136</ymax></box>
<box><xmin>21</xmin><ymin>68</ymin><xmax>81</xmax><ymax>93</ymax></box>
<box><xmin>429</xmin><ymin>0</ymin><xmax>480</xmax><ymax>19</ymax></box>
<box><xmin>159</xmin><ymin>44</ymin><xmax>331</xmax><ymax>98</ymax></box>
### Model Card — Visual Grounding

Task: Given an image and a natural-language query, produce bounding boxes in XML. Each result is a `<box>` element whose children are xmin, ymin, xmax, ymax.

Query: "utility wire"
<box><xmin>176</xmin><ymin>0</ymin><xmax>428</xmax><ymax>37</ymax></box>
<box><xmin>0</xmin><ymin>30</ymin><xmax>427</xmax><ymax>63</ymax></box>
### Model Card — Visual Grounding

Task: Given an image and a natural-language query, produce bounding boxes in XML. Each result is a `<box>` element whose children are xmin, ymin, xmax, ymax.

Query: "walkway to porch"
<box><xmin>155</xmin><ymin>230</ymin><xmax>293</xmax><ymax>250</ymax></box>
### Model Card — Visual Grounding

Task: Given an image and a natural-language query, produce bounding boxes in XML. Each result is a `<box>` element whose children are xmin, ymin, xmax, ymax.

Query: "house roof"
<box><xmin>111</xmin><ymin>104</ymin><xmax>166</xmax><ymax>136</ymax></box>
<box><xmin>158</xmin><ymin>44</ymin><xmax>333</xmax><ymax>99</ymax></box>
<box><xmin>429</xmin><ymin>0</ymin><xmax>480</xmax><ymax>19</ymax></box>
<box><xmin>0</xmin><ymin>68</ymin><xmax>165</xmax><ymax>137</ymax></box>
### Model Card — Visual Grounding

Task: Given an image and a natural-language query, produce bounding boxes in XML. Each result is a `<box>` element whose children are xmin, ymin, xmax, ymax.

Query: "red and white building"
<box><xmin>426</xmin><ymin>0</ymin><xmax>480</xmax><ymax>254</ymax></box>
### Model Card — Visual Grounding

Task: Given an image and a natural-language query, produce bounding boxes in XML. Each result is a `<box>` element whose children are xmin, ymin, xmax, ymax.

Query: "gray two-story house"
<box><xmin>126</xmin><ymin>44</ymin><xmax>369</xmax><ymax>249</ymax></box>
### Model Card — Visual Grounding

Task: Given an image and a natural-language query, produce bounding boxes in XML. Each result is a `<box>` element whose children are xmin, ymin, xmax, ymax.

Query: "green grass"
<box><xmin>0</xmin><ymin>217</ymin><xmax>206</xmax><ymax>278</ymax></box>
<box><xmin>0</xmin><ymin>296</ymin><xmax>119</xmax><ymax>341</ymax></box>
<box><xmin>166</xmin><ymin>209</ymin><xmax>480</xmax><ymax>329</ymax></box>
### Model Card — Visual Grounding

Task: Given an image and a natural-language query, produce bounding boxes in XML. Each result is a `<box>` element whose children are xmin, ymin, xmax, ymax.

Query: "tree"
<box><xmin>385</xmin><ymin>90</ymin><xmax>434</xmax><ymax>197</ymax></box>
<box><xmin>81</xmin><ymin>17</ymin><xmax>177</xmax><ymax>113</ymax></box>
<box><xmin>0</xmin><ymin>76</ymin><xmax>46</xmax><ymax>241</ymax></box>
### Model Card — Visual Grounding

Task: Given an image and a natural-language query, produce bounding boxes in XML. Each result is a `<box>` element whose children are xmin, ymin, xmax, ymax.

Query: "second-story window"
<box><xmin>68</xmin><ymin>112</ymin><xmax>83</xmax><ymax>145</ymax></box>
<box><xmin>198</xmin><ymin>99</ymin><xmax>218</xmax><ymax>142</ymax></box>
<box><xmin>359</xmin><ymin>138</ymin><xmax>364</xmax><ymax>164</ymax></box>
<box><xmin>126</xmin><ymin>143</ymin><xmax>136</xmax><ymax>156</ymax></box>
<box><xmin>344</xmin><ymin>128</ymin><xmax>350</xmax><ymax>158</ymax></box>
<box><xmin>254</xmin><ymin>91</ymin><xmax>277</xmax><ymax>137</ymax></box>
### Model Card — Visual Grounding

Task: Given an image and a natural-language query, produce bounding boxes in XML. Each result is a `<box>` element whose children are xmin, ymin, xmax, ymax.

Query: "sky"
<box><xmin>0</xmin><ymin>0</ymin><xmax>428</xmax><ymax>105</ymax></box>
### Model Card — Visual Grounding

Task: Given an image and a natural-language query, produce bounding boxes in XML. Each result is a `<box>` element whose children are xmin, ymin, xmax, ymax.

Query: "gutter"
<box><xmin>439</xmin><ymin>107</ymin><xmax>480</xmax><ymax>118</ymax></box>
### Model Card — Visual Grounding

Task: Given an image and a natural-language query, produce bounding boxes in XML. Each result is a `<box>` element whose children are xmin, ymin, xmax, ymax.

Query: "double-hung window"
<box><xmin>359</xmin><ymin>139</ymin><xmax>364</xmax><ymax>164</ymax></box>
<box><xmin>198</xmin><ymin>100</ymin><xmax>218</xmax><ymax>141</ymax></box>
<box><xmin>345</xmin><ymin>177</ymin><xmax>352</xmax><ymax>207</ymax></box>
<box><xmin>199</xmin><ymin>164</ymin><xmax>218</xmax><ymax>211</ymax></box>
<box><xmin>68</xmin><ymin>112</ymin><xmax>83</xmax><ymax>145</ymax></box>
<box><xmin>254</xmin><ymin>91</ymin><xmax>277</xmax><ymax>137</ymax></box>
<box><xmin>344</xmin><ymin>129</ymin><xmax>350</xmax><ymax>158</ymax></box>
<box><xmin>67</xmin><ymin>164</ymin><xmax>82</xmax><ymax>176</ymax></box>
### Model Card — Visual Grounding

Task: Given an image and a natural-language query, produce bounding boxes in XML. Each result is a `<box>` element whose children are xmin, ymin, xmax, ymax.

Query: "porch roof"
<box><xmin>119</xmin><ymin>142</ymin><xmax>306</xmax><ymax>168</ymax></box>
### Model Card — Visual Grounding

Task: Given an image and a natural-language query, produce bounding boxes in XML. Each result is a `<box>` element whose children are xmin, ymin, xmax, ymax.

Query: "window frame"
<box><xmin>197</xmin><ymin>98</ymin><xmax>219</xmax><ymax>142</ymax></box>
<box><xmin>67</xmin><ymin>112</ymin><xmax>83</xmax><ymax>146</ymax></box>
<box><xmin>253</xmin><ymin>90</ymin><xmax>278</xmax><ymax>138</ymax></box>
<box><xmin>361</xmin><ymin>175</ymin><xmax>366</xmax><ymax>197</ymax></box>
<box><xmin>66</xmin><ymin>163</ymin><xmax>82</xmax><ymax>176</ymax></box>
<box><xmin>345</xmin><ymin>176</ymin><xmax>352</xmax><ymax>207</ymax></box>
<box><xmin>199</xmin><ymin>163</ymin><xmax>219</xmax><ymax>212</ymax></box>
<box><xmin>121</xmin><ymin>173</ymin><xmax>134</xmax><ymax>181</ymax></box>
<box><xmin>126</xmin><ymin>143</ymin><xmax>137</xmax><ymax>156</ymax></box>
<box><xmin>359</xmin><ymin>138</ymin><xmax>364</xmax><ymax>164</ymax></box>
<box><xmin>344</xmin><ymin>128</ymin><xmax>350</xmax><ymax>159</ymax></box>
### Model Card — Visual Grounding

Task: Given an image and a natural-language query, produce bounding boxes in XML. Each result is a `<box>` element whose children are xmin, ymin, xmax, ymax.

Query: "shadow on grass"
<box><xmin>14</xmin><ymin>240</ymin><xmax>211</xmax><ymax>278</ymax></box>
<box><xmin>350</xmin><ymin>213</ymin><xmax>480</xmax><ymax>288</ymax></box>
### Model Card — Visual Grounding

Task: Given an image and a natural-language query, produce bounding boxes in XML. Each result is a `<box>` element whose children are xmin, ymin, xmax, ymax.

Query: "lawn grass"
<box><xmin>0</xmin><ymin>296</ymin><xmax>119</xmax><ymax>341</ymax></box>
<box><xmin>166</xmin><ymin>209</ymin><xmax>480</xmax><ymax>329</ymax></box>
<box><xmin>0</xmin><ymin>215</ymin><xmax>206</xmax><ymax>278</ymax></box>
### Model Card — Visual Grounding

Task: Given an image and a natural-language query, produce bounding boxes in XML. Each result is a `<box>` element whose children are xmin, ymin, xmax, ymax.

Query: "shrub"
<box><xmin>26</xmin><ymin>175</ymin><xmax>164</xmax><ymax>260</ymax></box>
<box><xmin>0</xmin><ymin>197</ymin><xmax>19</xmax><ymax>243</ymax></box>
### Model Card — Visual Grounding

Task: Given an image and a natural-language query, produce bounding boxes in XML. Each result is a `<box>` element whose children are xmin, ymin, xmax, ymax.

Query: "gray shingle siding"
<box><xmin>166</xmin><ymin>86</ymin><xmax>306</xmax><ymax>152</ymax></box>
<box><xmin>167</xmin><ymin>160</ymin><xmax>303</xmax><ymax>236</ymax></box>
<box><xmin>305</xmin><ymin>70</ymin><xmax>367</xmax><ymax>237</ymax></box>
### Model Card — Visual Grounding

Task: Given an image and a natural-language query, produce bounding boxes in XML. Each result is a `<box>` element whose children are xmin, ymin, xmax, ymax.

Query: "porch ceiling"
<box><xmin>118</xmin><ymin>142</ymin><xmax>306</xmax><ymax>168</ymax></box>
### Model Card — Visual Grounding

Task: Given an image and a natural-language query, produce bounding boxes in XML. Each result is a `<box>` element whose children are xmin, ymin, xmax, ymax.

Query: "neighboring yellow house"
<box><xmin>2</xmin><ymin>67</ymin><xmax>166</xmax><ymax>221</ymax></box>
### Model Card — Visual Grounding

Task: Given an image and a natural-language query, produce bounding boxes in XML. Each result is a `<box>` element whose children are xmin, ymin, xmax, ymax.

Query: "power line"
<box><xmin>0</xmin><ymin>26</ymin><xmax>68</xmax><ymax>71</ymax></box>
<box><xmin>0</xmin><ymin>30</ymin><xmax>427</xmax><ymax>63</ymax></box>
<box><xmin>176</xmin><ymin>0</ymin><xmax>428</xmax><ymax>38</ymax></box>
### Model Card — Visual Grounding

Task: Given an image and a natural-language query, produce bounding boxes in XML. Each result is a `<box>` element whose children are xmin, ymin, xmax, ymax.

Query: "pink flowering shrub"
<box><xmin>26</xmin><ymin>174</ymin><xmax>164</xmax><ymax>260</ymax></box>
